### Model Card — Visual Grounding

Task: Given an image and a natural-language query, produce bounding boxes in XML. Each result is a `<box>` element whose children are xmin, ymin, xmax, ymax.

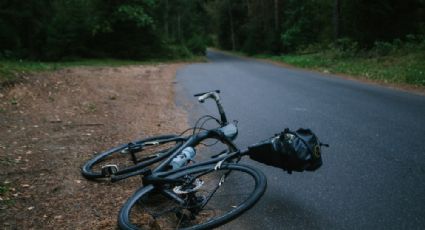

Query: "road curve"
<box><xmin>175</xmin><ymin>50</ymin><xmax>425</xmax><ymax>230</ymax></box>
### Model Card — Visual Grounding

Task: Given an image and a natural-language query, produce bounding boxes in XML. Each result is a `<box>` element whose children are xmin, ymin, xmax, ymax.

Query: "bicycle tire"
<box><xmin>81</xmin><ymin>135</ymin><xmax>184</xmax><ymax>180</ymax></box>
<box><xmin>118</xmin><ymin>163</ymin><xmax>267</xmax><ymax>230</ymax></box>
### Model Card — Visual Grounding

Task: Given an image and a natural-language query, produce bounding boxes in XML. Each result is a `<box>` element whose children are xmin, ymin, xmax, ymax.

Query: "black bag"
<box><xmin>248</xmin><ymin>128</ymin><xmax>326</xmax><ymax>173</ymax></box>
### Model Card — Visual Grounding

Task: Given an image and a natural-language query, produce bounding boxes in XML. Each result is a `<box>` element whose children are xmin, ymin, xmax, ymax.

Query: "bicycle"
<box><xmin>82</xmin><ymin>90</ymin><xmax>324</xmax><ymax>229</ymax></box>
<box><xmin>82</xmin><ymin>90</ymin><xmax>240</xmax><ymax>182</ymax></box>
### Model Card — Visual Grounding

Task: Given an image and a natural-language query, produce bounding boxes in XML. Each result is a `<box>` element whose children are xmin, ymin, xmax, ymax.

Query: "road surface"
<box><xmin>175</xmin><ymin>50</ymin><xmax>425</xmax><ymax>229</ymax></box>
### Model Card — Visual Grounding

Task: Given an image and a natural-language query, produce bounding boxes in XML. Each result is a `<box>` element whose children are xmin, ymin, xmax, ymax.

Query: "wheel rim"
<box><xmin>124</xmin><ymin>164</ymin><xmax>265</xmax><ymax>230</ymax></box>
<box><xmin>82</xmin><ymin>136</ymin><xmax>182</xmax><ymax>179</ymax></box>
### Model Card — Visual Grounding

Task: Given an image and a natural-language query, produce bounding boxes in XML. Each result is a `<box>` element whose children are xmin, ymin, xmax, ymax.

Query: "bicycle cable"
<box><xmin>192</xmin><ymin>115</ymin><xmax>220</xmax><ymax>136</ymax></box>
<box><xmin>177</xmin><ymin>114</ymin><xmax>218</xmax><ymax>136</ymax></box>
<box><xmin>176</xmin><ymin>115</ymin><xmax>222</xmax><ymax>148</ymax></box>
<box><xmin>197</xmin><ymin>116</ymin><xmax>222</xmax><ymax>147</ymax></box>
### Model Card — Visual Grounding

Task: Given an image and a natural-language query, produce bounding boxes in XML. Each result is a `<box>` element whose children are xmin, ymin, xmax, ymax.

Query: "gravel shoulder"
<box><xmin>0</xmin><ymin>64</ymin><xmax>188</xmax><ymax>229</ymax></box>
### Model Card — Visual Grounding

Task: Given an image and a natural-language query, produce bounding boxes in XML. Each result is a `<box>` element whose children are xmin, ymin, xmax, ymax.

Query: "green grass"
<box><xmin>0</xmin><ymin>184</ymin><xmax>7</xmax><ymax>195</ymax></box>
<box><xmin>257</xmin><ymin>51</ymin><xmax>425</xmax><ymax>86</ymax></box>
<box><xmin>0</xmin><ymin>182</ymin><xmax>15</xmax><ymax>209</ymax></box>
<box><xmin>0</xmin><ymin>56</ymin><xmax>205</xmax><ymax>87</ymax></box>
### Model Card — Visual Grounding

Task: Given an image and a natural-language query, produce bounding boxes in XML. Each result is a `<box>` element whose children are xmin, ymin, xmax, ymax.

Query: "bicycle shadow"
<box><xmin>221</xmin><ymin>187</ymin><xmax>338</xmax><ymax>230</ymax></box>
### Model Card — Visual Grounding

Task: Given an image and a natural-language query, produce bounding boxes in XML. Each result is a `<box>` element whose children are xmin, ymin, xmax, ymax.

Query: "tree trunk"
<box><xmin>227</xmin><ymin>0</ymin><xmax>236</xmax><ymax>50</ymax></box>
<box><xmin>178</xmin><ymin>14</ymin><xmax>182</xmax><ymax>42</ymax></box>
<box><xmin>333</xmin><ymin>0</ymin><xmax>341</xmax><ymax>41</ymax></box>
<box><xmin>274</xmin><ymin>0</ymin><xmax>279</xmax><ymax>31</ymax></box>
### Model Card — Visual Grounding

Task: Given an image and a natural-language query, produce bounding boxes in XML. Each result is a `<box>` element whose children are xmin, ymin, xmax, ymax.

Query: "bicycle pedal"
<box><xmin>101</xmin><ymin>164</ymin><xmax>118</xmax><ymax>177</ymax></box>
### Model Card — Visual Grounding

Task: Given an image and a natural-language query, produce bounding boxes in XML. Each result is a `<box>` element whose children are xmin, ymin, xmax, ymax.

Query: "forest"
<box><xmin>1</xmin><ymin>0</ymin><xmax>424</xmax><ymax>59</ymax></box>
<box><xmin>0</xmin><ymin>0</ymin><xmax>425</xmax><ymax>85</ymax></box>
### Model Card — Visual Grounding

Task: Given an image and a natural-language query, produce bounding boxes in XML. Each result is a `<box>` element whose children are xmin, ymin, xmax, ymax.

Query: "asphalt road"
<box><xmin>175</xmin><ymin>50</ymin><xmax>425</xmax><ymax>229</ymax></box>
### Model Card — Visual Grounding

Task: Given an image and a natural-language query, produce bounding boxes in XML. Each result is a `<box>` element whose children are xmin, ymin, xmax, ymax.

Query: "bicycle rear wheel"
<box><xmin>82</xmin><ymin>135</ymin><xmax>183</xmax><ymax>180</ymax></box>
<box><xmin>118</xmin><ymin>163</ymin><xmax>267</xmax><ymax>230</ymax></box>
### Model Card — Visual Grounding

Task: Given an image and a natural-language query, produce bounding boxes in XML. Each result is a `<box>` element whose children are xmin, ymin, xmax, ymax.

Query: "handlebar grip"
<box><xmin>194</xmin><ymin>90</ymin><xmax>220</xmax><ymax>97</ymax></box>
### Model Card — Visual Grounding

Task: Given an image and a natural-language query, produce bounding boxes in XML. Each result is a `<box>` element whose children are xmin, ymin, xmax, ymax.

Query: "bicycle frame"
<box><xmin>110</xmin><ymin>125</ymin><xmax>243</xmax><ymax>182</ymax></box>
<box><xmin>153</xmin><ymin>128</ymin><xmax>238</xmax><ymax>173</ymax></box>
<box><xmin>108</xmin><ymin>90</ymin><xmax>242</xmax><ymax>182</ymax></box>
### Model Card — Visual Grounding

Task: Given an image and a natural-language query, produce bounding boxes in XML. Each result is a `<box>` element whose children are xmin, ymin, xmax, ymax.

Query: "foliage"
<box><xmin>280</xmin><ymin>0</ymin><xmax>333</xmax><ymax>52</ymax></box>
<box><xmin>45</xmin><ymin>0</ymin><xmax>98</xmax><ymax>59</ymax></box>
<box><xmin>206</xmin><ymin>0</ymin><xmax>425</xmax><ymax>55</ymax></box>
<box><xmin>115</xmin><ymin>4</ymin><xmax>154</xmax><ymax>28</ymax></box>
<box><xmin>0</xmin><ymin>0</ymin><xmax>52</xmax><ymax>58</ymax></box>
<box><xmin>262</xmin><ymin>40</ymin><xmax>425</xmax><ymax>86</ymax></box>
<box><xmin>0</xmin><ymin>0</ymin><xmax>424</xmax><ymax>75</ymax></box>
<box><xmin>187</xmin><ymin>35</ymin><xmax>208</xmax><ymax>55</ymax></box>
<box><xmin>341</xmin><ymin>0</ymin><xmax>425</xmax><ymax>46</ymax></box>
<box><xmin>373</xmin><ymin>41</ymin><xmax>396</xmax><ymax>56</ymax></box>
<box><xmin>0</xmin><ymin>0</ymin><xmax>208</xmax><ymax>60</ymax></box>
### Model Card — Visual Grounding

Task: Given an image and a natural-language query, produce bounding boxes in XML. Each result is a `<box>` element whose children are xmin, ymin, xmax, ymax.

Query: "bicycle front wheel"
<box><xmin>82</xmin><ymin>135</ymin><xmax>183</xmax><ymax>180</ymax></box>
<box><xmin>118</xmin><ymin>163</ymin><xmax>267</xmax><ymax>230</ymax></box>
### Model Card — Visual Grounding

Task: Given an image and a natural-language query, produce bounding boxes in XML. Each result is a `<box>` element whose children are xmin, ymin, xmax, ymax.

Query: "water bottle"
<box><xmin>170</xmin><ymin>147</ymin><xmax>196</xmax><ymax>170</ymax></box>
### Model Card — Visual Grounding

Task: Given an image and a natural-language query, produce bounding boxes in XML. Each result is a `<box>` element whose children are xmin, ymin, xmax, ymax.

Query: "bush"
<box><xmin>295</xmin><ymin>43</ymin><xmax>326</xmax><ymax>54</ymax></box>
<box><xmin>326</xmin><ymin>38</ymin><xmax>359</xmax><ymax>58</ymax></box>
<box><xmin>404</xmin><ymin>34</ymin><xmax>425</xmax><ymax>51</ymax></box>
<box><xmin>186</xmin><ymin>35</ymin><xmax>207</xmax><ymax>55</ymax></box>
<box><xmin>335</xmin><ymin>38</ymin><xmax>359</xmax><ymax>53</ymax></box>
<box><xmin>281</xmin><ymin>26</ymin><xmax>302</xmax><ymax>52</ymax></box>
<box><xmin>373</xmin><ymin>41</ymin><xmax>394</xmax><ymax>56</ymax></box>
<box><xmin>369</xmin><ymin>34</ymin><xmax>425</xmax><ymax>57</ymax></box>
<box><xmin>405</xmin><ymin>68</ymin><xmax>425</xmax><ymax>86</ymax></box>
<box><xmin>165</xmin><ymin>45</ymin><xmax>192</xmax><ymax>59</ymax></box>
<box><xmin>242</xmin><ymin>33</ymin><xmax>262</xmax><ymax>55</ymax></box>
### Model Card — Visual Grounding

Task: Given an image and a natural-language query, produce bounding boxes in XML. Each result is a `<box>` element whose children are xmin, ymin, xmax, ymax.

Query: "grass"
<box><xmin>86</xmin><ymin>103</ymin><xmax>97</xmax><ymax>113</ymax></box>
<box><xmin>0</xmin><ymin>181</ymin><xmax>15</xmax><ymax>209</ymax></box>
<box><xmin>255</xmin><ymin>50</ymin><xmax>425</xmax><ymax>86</ymax></box>
<box><xmin>0</xmin><ymin>157</ymin><xmax>14</xmax><ymax>166</ymax></box>
<box><xmin>0</xmin><ymin>185</ymin><xmax>7</xmax><ymax>195</ymax></box>
<box><xmin>0</xmin><ymin>56</ymin><xmax>205</xmax><ymax>87</ymax></box>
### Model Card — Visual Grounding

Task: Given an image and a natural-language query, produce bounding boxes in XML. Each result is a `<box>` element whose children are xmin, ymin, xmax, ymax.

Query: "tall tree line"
<box><xmin>1</xmin><ymin>0</ymin><xmax>424</xmax><ymax>60</ymax></box>
<box><xmin>206</xmin><ymin>0</ymin><xmax>425</xmax><ymax>53</ymax></box>
<box><xmin>0</xmin><ymin>0</ymin><xmax>209</xmax><ymax>60</ymax></box>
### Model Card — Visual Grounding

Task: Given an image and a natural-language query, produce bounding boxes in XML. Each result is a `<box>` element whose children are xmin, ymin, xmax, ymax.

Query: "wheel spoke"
<box><xmin>119</xmin><ymin>164</ymin><xmax>266</xmax><ymax>229</ymax></box>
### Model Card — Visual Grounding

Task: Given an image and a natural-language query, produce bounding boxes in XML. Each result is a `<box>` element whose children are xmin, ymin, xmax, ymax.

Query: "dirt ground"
<box><xmin>0</xmin><ymin>64</ymin><xmax>188</xmax><ymax>229</ymax></box>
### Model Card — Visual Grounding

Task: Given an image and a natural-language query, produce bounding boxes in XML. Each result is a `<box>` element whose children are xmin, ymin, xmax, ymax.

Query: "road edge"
<box><xmin>208</xmin><ymin>48</ymin><xmax>425</xmax><ymax>96</ymax></box>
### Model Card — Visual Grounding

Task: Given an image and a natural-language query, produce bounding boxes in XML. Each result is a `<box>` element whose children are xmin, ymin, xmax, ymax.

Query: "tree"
<box><xmin>333</xmin><ymin>0</ymin><xmax>341</xmax><ymax>41</ymax></box>
<box><xmin>1</xmin><ymin>0</ymin><xmax>424</xmax><ymax>59</ymax></box>
<box><xmin>0</xmin><ymin>0</ymin><xmax>52</xmax><ymax>58</ymax></box>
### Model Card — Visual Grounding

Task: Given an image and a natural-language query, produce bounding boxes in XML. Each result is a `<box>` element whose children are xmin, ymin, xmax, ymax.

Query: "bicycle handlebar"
<box><xmin>193</xmin><ymin>90</ymin><xmax>227</xmax><ymax>125</ymax></box>
<box><xmin>193</xmin><ymin>90</ymin><xmax>220</xmax><ymax>97</ymax></box>
<box><xmin>194</xmin><ymin>90</ymin><xmax>221</xmax><ymax>103</ymax></box>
